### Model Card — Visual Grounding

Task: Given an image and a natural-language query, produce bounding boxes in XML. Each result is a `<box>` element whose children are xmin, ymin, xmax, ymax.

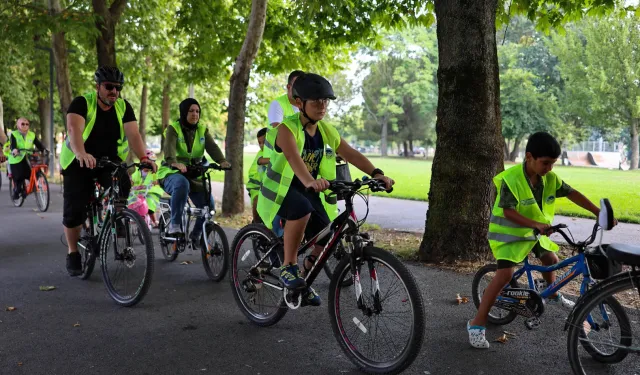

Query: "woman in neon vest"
<box><xmin>257</xmin><ymin>73</ymin><xmax>394</xmax><ymax>306</ymax></box>
<box><xmin>9</xmin><ymin>118</ymin><xmax>46</xmax><ymax>199</ymax></box>
<box><xmin>156</xmin><ymin>98</ymin><xmax>230</xmax><ymax>240</ymax></box>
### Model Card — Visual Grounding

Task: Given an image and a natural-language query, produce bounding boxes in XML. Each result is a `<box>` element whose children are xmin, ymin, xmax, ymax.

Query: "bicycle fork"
<box><xmin>351</xmin><ymin>257</ymin><xmax>383</xmax><ymax>315</ymax></box>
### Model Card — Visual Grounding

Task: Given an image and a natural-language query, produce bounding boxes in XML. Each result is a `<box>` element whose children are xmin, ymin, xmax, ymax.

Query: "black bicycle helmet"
<box><xmin>292</xmin><ymin>73</ymin><xmax>336</xmax><ymax>101</ymax></box>
<box><xmin>94</xmin><ymin>66</ymin><xmax>125</xmax><ymax>85</ymax></box>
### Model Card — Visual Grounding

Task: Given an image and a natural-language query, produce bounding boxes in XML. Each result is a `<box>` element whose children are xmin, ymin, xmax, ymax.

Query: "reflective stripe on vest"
<box><xmin>156</xmin><ymin>121</ymin><xmax>207</xmax><ymax>179</ymax></box>
<box><xmin>59</xmin><ymin>92</ymin><xmax>128</xmax><ymax>170</ymax></box>
<box><xmin>263</xmin><ymin>94</ymin><xmax>297</xmax><ymax>160</ymax></box>
<box><xmin>257</xmin><ymin>114</ymin><xmax>340</xmax><ymax>229</ymax></box>
<box><xmin>488</xmin><ymin>165</ymin><xmax>561</xmax><ymax>263</ymax></box>
<box><xmin>8</xmin><ymin>131</ymin><xmax>35</xmax><ymax>164</ymax></box>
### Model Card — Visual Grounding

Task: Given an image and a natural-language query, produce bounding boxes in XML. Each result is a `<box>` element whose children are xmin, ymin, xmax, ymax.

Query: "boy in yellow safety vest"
<box><xmin>467</xmin><ymin>132</ymin><xmax>615</xmax><ymax>349</ymax></box>
<box><xmin>246</xmin><ymin>127</ymin><xmax>268</xmax><ymax>223</ymax></box>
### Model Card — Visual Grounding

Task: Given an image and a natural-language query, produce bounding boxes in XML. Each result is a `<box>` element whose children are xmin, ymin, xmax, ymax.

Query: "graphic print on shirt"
<box><xmin>302</xmin><ymin>148</ymin><xmax>323</xmax><ymax>175</ymax></box>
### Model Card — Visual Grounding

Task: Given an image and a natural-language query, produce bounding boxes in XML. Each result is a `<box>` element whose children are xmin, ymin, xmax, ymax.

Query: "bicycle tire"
<box><xmin>567</xmin><ymin>276</ymin><xmax>634</xmax><ymax>374</ymax></box>
<box><xmin>79</xmin><ymin>224</ymin><xmax>98</xmax><ymax>280</ymax></box>
<box><xmin>100</xmin><ymin>209</ymin><xmax>155</xmax><ymax>307</ymax></box>
<box><xmin>329</xmin><ymin>246</ymin><xmax>425</xmax><ymax>374</ymax></box>
<box><xmin>323</xmin><ymin>239</ymin><xmax>354</xmax><ymax>287</ymax></box>
<box><xmin>201</xmin><ymin>223</ymin><xmax>229</xmax><ymax>282</ymax></box>
<box><xmin>159</xmin><ymin>212</ymin><xmax>177</xmax><ymax>261</ymax></box>
<box><xmin>471</xmin><ymin>263</ymin><xmax>519</xmax><ymax>325</ymax></box>
<box><xmin>9</xmin><ymin>178</ymin><xmax>24</xmax><ymax>207</ymax></box>
<box><xmin>230</xmin><ymin>223</ymin><xmax>288</xmax><ymax>327</ymax></box>
<box><xmin>35</xmin><ymin>171</ymin><xmax>49</xmax><ymax>212</ymax></box>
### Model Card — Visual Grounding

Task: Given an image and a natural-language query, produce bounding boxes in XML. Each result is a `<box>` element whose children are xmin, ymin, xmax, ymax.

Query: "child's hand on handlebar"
<box><xmin>533</xmin><ymin>223</ymin><xmax>552</xmax><ymax>236</ymax></box>
<box><xmin>220</xmin><ymin>160</ymin><xmax>231</xmax><ymax>169</ymax></box>
<box><xmin>305</xmin><ymin>178</ymin><xmax>330</xmax><ymax>193</ymax></box>
<box><xmin>374</xmin><ymin>175</ymin><xmax>395</xmax><ymax>191</ymax></box>
<box><xmin>171</xmin><ymin>162</ymin><xmax>187</xmax><ymax>173</ymax></box>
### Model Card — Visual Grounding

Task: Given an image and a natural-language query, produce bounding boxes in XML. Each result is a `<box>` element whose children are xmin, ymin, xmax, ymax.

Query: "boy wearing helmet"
<box><xmin>257</xmin><ymin>73</ymin><xmax>394</xmax><ymax>306</ymax></box>
<box><xmin>61</xmin><ymin>66</ymin><xmax>157</xmax><ymax>277</ymax></box>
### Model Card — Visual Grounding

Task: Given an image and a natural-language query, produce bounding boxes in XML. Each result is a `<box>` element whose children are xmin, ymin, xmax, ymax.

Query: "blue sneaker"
<box><xmin>280</xmin><ymin>264</ymin><xmax>306</xmax><ymax>290</ymax></box>
<box><xmin>302</xmin><ymin>287</ymin><xmax>321</xmax><ymax>307</ymax></box>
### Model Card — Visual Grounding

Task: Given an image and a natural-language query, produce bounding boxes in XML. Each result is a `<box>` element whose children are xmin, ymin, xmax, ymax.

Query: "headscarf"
<box><xmin>179</xmin><ymin>98</ymin><xmax>201</xmax><ymax>129</ymax></box>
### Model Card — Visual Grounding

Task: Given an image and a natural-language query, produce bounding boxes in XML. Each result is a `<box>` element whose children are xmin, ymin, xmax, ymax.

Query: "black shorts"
<box><xmin>62</xmin><ymin>163</ymin><xmax>131</xmax><ymax>228</ymax></box>
<box><xmin>278</xmin><ymin>186</ymin><xmax>330</xmax><ymax>245</ymax></box>
<box><xmin>496</xmin><ymin>243</ymin><xmax>554</xmax><ymax>269</ymax></box>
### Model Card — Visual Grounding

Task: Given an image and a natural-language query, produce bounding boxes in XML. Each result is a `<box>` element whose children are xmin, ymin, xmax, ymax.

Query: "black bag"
<box><xmin>336</xmin><ymin>156</ymin><xmax>352</xmax><ymax>182</ymax></box>
<box><xmin>586</xmin><ymin>244</ymin><xmax>622</xmax><ymax>280</ymax></box>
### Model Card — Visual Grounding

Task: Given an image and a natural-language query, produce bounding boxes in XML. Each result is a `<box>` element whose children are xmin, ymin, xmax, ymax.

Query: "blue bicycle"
<box><xmin>472</xmin><ymin>203</ymin><xmax>623</xmax><ymax>331</ymax></box>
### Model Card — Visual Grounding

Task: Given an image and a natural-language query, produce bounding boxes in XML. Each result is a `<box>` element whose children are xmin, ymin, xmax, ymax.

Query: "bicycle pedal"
<box><xmin>524</xmin><ymin>317</ymin><xmax>541</xmax><ymax>330</ymax></box>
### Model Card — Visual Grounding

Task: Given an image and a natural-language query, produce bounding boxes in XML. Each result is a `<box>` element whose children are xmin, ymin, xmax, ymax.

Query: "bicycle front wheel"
<box><xmin>567</xmin><ymin>273</ymin><xmax>636</xmax><ymax>374</ymax></box>
<box><xmin>100</xmin><ymin>209</ymin><xmax>155</xmax><ymax>307</ymax></box>
<box><xmin>323</xmin><ymin>239</ymin><xmax>354</xmax><ymax>287</ymax></box>
<box><xmin>201</xmin><ymin>222</ymin><xmax>229</xmax><ymax>282</ymax></box>
<box><xmin>329</xmin><ymin>246</ymin><xmax>425</xmax><ymax>374</ymax></box>
<box><xmin>34</xmin><ymin>171</ymin><xmax>49</xmax><ymax>212</ymax></box>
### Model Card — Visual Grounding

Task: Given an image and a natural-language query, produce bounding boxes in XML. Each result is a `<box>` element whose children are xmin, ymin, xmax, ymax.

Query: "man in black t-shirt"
<box><xmin>61</xmin><ymin>66</ymin><xmax>157</xmax><ymax>277</ymax></box>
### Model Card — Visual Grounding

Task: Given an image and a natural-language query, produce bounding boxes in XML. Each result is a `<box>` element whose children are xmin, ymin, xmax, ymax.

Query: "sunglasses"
<box><xmin>20</xmin><ymin>123</ymin><xmax>30</xmax><ymax>127</ymax></box>
<box><xmin>103</xmin><ymin>83</ymin><xmax>123</xmax><ymax>92</ymax></box>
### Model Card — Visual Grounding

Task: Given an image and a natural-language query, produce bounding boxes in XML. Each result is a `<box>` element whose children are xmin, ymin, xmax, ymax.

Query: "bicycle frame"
<box><xmin>24</xmin><ymin>162</ymin><xmax>48</xmax><ymax>195</ymax></box>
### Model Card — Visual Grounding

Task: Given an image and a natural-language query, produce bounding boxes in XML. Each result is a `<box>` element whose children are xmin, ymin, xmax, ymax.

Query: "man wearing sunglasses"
<box><xmin>60</xmin><ymin>65</ymin><xmax>157</xmax><ymax>277</ymax></box>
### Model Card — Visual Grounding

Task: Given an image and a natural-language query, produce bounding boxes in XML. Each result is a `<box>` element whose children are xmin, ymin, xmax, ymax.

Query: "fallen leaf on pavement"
<box><xmin>180</xmin><ymin>261</ymin><xmax>193</xmax><ymax>265</ymax></box>
<box><xmin>503</xmin><ymin>331</ymin><xmax>517</xmax><ymax>337</ymax></box>
<box><xmin>18</xmin><ymin>362</ymin><xmax>23</xmax><ymax>366</ymax></box>
<box><xmin>39</xmin><ymin>286</ymin><xmax>56</xmax><ymax>291</ymax></box>
<box><xmin>73</xmin><ymin>323</ymin><xmax>80</xmax><ymax>327</ymax></box>
<box><xmin>6</xmin><ymin>307</ymin><xmax>16</xmax><ymax>312</ymax></box>
<box><xmin>495</xmin><ymin>334</ymin><xmax>509</xmax><ymax>343</ymax></box>
<box><xmin>456</xmin><ymin>294</ymin><xmax>469</xmax><ymax>305</ymax></box>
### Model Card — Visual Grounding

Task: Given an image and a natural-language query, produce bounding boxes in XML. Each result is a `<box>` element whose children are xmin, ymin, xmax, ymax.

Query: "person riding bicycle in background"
<box><xmin>9</xmin><ymin>117</ymin><xmax>47</xmax><ymax>200</ymax></box>
<box><xmin>156</xmin><ymin>98</ymin><xmax>231</xmax><ymax>242</ymax></box>
<box><xmin>246</xmin><ymin>127</ymin><xmax>268</xmax><ymax>223</ymax></box>
<box><xmin>128</xmin><ymin>150</ymin><xmax>164</xmax><ymax>228</ymax></box>
<box><xmin>61</xmin><ymin>66</ymin><xmax>157</xmax><ymax>277</ymax></box>
<box><xmin>257</xmin><ymin>72</ymin><xmax>394</xmax><ymax>306</ymax></box>
<box><xmin>467</xmin><ymin>131</ymin><xmax>617</xmax><ymax>349</ymax></box>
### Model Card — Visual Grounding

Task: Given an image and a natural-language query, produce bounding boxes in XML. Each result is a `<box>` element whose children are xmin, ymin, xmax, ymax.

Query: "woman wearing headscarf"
<box><xmin>156</xmin><ymin>98</ymin><xmax>230</xmax><ymax>239</ymax></box>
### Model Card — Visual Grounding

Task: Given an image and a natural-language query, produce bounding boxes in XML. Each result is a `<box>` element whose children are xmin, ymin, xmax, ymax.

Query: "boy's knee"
<box><xmin>540</xmin><ymin>251</ymin><xmax>559</xmax><ymax>265</ymax></box>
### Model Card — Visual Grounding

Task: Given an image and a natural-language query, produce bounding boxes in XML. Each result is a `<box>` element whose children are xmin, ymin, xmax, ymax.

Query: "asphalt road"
<box><xmin>1</xmin><ymin>184</ymin><xmax>637</xmax><ymax>375</ymax></box>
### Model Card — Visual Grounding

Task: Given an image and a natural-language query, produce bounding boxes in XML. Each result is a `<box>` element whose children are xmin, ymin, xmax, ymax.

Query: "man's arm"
<box><xmin>0</xmin><ymin>130</ymin><xmax>6</xmax><ymax>145</ymax></box>
<box><xmin>124</xmin><ymin>121</ymin><xmax>157</xmax><ymax>172</ymax></box>
<box><xmin>567</xmin><ymin>190</ymin><xmax>599</xmax><ymax>217</ymax></box>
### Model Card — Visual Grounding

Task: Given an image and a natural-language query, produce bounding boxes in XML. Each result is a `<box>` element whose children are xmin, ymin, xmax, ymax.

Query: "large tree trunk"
<box><xmin>92</xmin><ymin>0</ymin><xmax>127</xmax><ymax>66</ymax></box>
<box><xmin>509</xmin><ymin>136</ymin><xmax>522</xmax><ymax>162</ymax></box>
<box><xmin>380</xmin><ymin>119</ymin><xmax>388</xmax><ymax>156</ymax></box>
<box><xmin>50</xmin><ymin>0</ymin><xmax>73</xmax><ymax>126</ymax></box>
<box><xmin>222</xmin><ymin>0</ymin><xmax>268</xmax><ymax>216</ymax></box>
<box><xmin>630</xmin><ymin>118</ymin><xmax>639</xmax><ymax>170</ymax></box>
<box><xmin>160</xmin><ymin>80</ymin><xmax>170</xmax><ymax>149</ymax></box>
<box><xmin>0</xmin><ymin>95</ymin><xmax>4</xmax><ymax>139</ymax></box>
<box><xmin>138</xmin><ymin>84</ymin><xmax>148</xmax><ymax>144</ymax></box>
<box><xmin>419</xmin><ymin>0</ymin><xmax>504</xmax><ymax>263</ymax></box>
<box><xmin>503</xmin><ymin>138</ymin><xmax>510</xmax><ymax>160</ymax></box>
<box><xmin>37</xmin><ymin>97</ymin><xmax>51</xmax><ymax>149</ymax></box>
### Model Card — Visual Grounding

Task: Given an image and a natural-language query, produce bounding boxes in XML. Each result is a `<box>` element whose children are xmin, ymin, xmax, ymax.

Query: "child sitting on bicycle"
<box><xmin>246</xmin><ymin>127</ymin><xmax>268</xmax><ymax>223</ymax></box>
<box><xmin>468</xmin><ymin>131</ymin><xmax>606</xmax><ymax>349</ymax></box>
<box><xmin>8</xmin><ymin>118</ymin><xmax>47</xmax><ymax>200</ymax></box>
<box><xmin>257</xmin><ymin>73</ymin><xmax>394</xmax><ymax>306</ymax></box>
<box><xmin>128</xmin><ymin>150</ymin><xmax>164</xmax><ymax>228</ymax></box>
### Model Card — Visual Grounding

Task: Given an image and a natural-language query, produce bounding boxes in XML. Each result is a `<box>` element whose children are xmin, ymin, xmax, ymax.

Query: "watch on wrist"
<box><xmin>370</xmin><ymin>168</ymin><xmax>384</xmax><ymax>177</ymax></box>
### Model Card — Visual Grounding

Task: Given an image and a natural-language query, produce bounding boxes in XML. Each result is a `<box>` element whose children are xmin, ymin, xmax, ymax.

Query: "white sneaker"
<box><xmin>167</xmin><ymin>223</ymin><xmax>182</xmax><ymax>235</ymax></box>
<box><xmin>467</xmin><ymin>321</ymin><xmax>490</xmax><ymax>349</ymax></box>
<box><xmin>548</xmin><ymin>293</ymin><xmax>575</xmax><ymax>309</ymax></box>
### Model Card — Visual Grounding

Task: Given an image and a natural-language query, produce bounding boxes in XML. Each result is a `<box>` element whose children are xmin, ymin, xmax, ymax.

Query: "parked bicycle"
<box><xmin>9</xmin><ymin>148</ymin><xmax>49</xmax><ymax>211</ymax></box>
<box><xmin>157</xmin><ymin>162</ymin><xmax>230</xmax><ymax>282</ymax></box>
<box><xmin>75</xmin><ymin>158</ymin><xmax>155</xmax><ymax>307</ymax></box>
<box><xmin>230</xmin><ymin>177</ymin><xmax>425</xmax><ymax>374</ymax></box>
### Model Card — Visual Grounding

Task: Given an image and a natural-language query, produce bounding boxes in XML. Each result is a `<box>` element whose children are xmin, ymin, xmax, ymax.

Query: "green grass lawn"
<box><xmin>203</xmin><ymin>153</ymin><xmax>640</xmax><ymax>223</ymax></box>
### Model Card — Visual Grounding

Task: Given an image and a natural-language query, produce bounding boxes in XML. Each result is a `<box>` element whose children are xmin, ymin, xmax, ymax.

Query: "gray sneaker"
<box><xmin>167</xmin><ymin>223</ymin><xmax>183</xmax><ymax>236</ymax></box>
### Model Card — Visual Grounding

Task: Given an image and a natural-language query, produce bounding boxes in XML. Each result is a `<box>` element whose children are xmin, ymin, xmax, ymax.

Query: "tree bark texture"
<box><xmin>160</xmin><ymin>80</ymin><xmax>170</xmax><ymax>149</ymax></box>
<box><xmin>37</xmin><ymin>97</ymin><xmax>51</xmax><ymax>149</ymax></box>
<box><xmin>509</xmin><ymin>136</ymin><xmax>521</xmax><ymax>162</ymax></box>
<box><xmin>50</xmin><ymin>0</ymin><xmax>73</xmax><ymax>126</ymax></box>
<box><xmin>630</xmin><ymin>118</ymin><xmax>639</xmax><ymax>170</ymax></box>
<box><xmin>138</xmin><ymin>84</ymin><xmax>148</xmax><ymax>144</ymax></box>
<box><xmin>92</xmin><ymin>0</ymin><xmax>127</xmax><ymax>67</ymax></box>
<box><xmin>222</xmin><ymin>0</ymin><xmax>268</xmax><ymax>215</ymax></box>
<box><xmin>419</xmin><ymin>0</ymin><xmax>504</xmax><ymax>263</ymax></box>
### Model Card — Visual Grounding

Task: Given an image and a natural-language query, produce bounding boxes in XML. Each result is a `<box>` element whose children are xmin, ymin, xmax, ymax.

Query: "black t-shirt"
<box><xmin>283</xmin><ymin>129</ymin><xmax>324</xmax><ymax>190</ymax></box>
<box><xmin>65</xmin><ymin>95</ymin><xmax>136</xmax><ymax>172</ymax></box>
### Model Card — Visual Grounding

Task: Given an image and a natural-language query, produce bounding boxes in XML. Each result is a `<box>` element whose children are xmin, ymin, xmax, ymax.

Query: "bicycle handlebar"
<box><xmin>96</xmin><ymin>157</ymin><xmax>153</xmax><ymax>171</ymax></box>
<box><xmin>534</xmin><ymin>222</ymin><xmax>599</xmax><ymax>249</ymax></box>
<box><xmin>170</xmin><ymin>162</ymin><xmax>232</xmax><ymax>173</ymax></box>
<box><xmin>305</xmin><ymin>177</ymin><xmax>393</xmax><ymax>194</ymax></box>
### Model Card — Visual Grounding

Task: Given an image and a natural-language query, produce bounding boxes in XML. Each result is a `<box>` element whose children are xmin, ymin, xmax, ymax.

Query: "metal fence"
<box><xmin>566</xmin><ymin>140</ymin><xmax>623</xmax><ymax>153</ymax></box>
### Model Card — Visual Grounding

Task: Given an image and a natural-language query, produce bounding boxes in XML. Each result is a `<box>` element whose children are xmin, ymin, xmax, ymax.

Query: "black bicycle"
<box><xmin>157</xmin><ymin>162</ymin><xmax>230</xmax><ymax>282</ymax></box>
<box><xmin>230</xmin><ymin>178</ymin><xmax>425</xmax><ymax>374</ymax></box>
<box><xmin>76</xmin><ymin>158</ymin><xmax>155</xmax><ymax>307</ymax></box>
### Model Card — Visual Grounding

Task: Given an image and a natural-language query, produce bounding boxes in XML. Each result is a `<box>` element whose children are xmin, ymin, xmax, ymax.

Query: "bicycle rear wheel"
<box><xmin>230</xmin><ymin>223</ymin><xmax>288</xmax><ymax>327</ymax></box>
<box><xmin>201</xmin><ymin>222</ymin><xmax>229</xmax><ymax>281</ymax></box>
<box><xmin>329</xmin><ymin>246</ymin><xmax>425</xmax><ymax>374</ymax></box>
<box><xmin>158</xmin><ymin>211</ymin><xmax>178</xmax><ymax>261</ymax></box>
<box><xmin>34</xmin><ymin>171</ymin><xmax>49</xmax><ymax>212</ymax></box>
<box><xmin>471</xmin><ymin>264</ymin><xmax>519</xmax><ymax>325</ymax></box>
<box><xmin>100</xmin><ymin>209</ymin><xmax>155</xmax><ymax>307</ymax></box>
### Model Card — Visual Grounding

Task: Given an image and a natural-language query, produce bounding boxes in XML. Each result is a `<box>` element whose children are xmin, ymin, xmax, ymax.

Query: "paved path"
<box><xmin>210</xmin><ymin>182</ymin><xmax>640</xmax><ymax>246</ymax></box>
<box><xmin>1</xmin><ymin>184</ymin><xmax>634</xmax><ymax>374</ymax></box>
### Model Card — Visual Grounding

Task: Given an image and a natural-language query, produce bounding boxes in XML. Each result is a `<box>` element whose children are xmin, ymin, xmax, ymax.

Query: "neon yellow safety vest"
<box><xmin>246</xmin><ymin>149</ymin><xmax>265</xmax><ymax>200</ymax></box>
<box><xmin>156</xmin><ymin>120</ymin><xmax>207</xmax><ymax>179</ymax></box>
<box><xmin>488</xmin><ymin>165</ymin><xmax>561</xmax><ymax>263</ymax></box>
<box><xmin>3</xmin><ymin>138</ymin><xmax>12</xmax><ymax>157</ymax></box>
<box><xmin>129</xmin><ymin>168</ymin><xmax>164</xmax><ymax>212</ymax></box>
<box><xmin>59</xmin><ymin>92</ymin><xmax>129</xmax><ymax>170</ymax></box>
<box><xmin>263</xmin><ymin>94</ymin><xmax>297</xmax><ymax>160</ymax></box>
<box><xmin>257</xmin><ymin>114</ymin><xmax>340</xmax><ymax>229</ymax></box>
<box><xmin>8</xmin><ymin>131</ymin><xmax>35</xmax><ymax>164</ymax></box>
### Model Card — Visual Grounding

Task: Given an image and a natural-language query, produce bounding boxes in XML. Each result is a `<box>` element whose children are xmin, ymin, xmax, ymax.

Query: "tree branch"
<box><xmin>109</xmin><ymin>0</ymin><xmax>127</xmax><ymax>22</ymax></box>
